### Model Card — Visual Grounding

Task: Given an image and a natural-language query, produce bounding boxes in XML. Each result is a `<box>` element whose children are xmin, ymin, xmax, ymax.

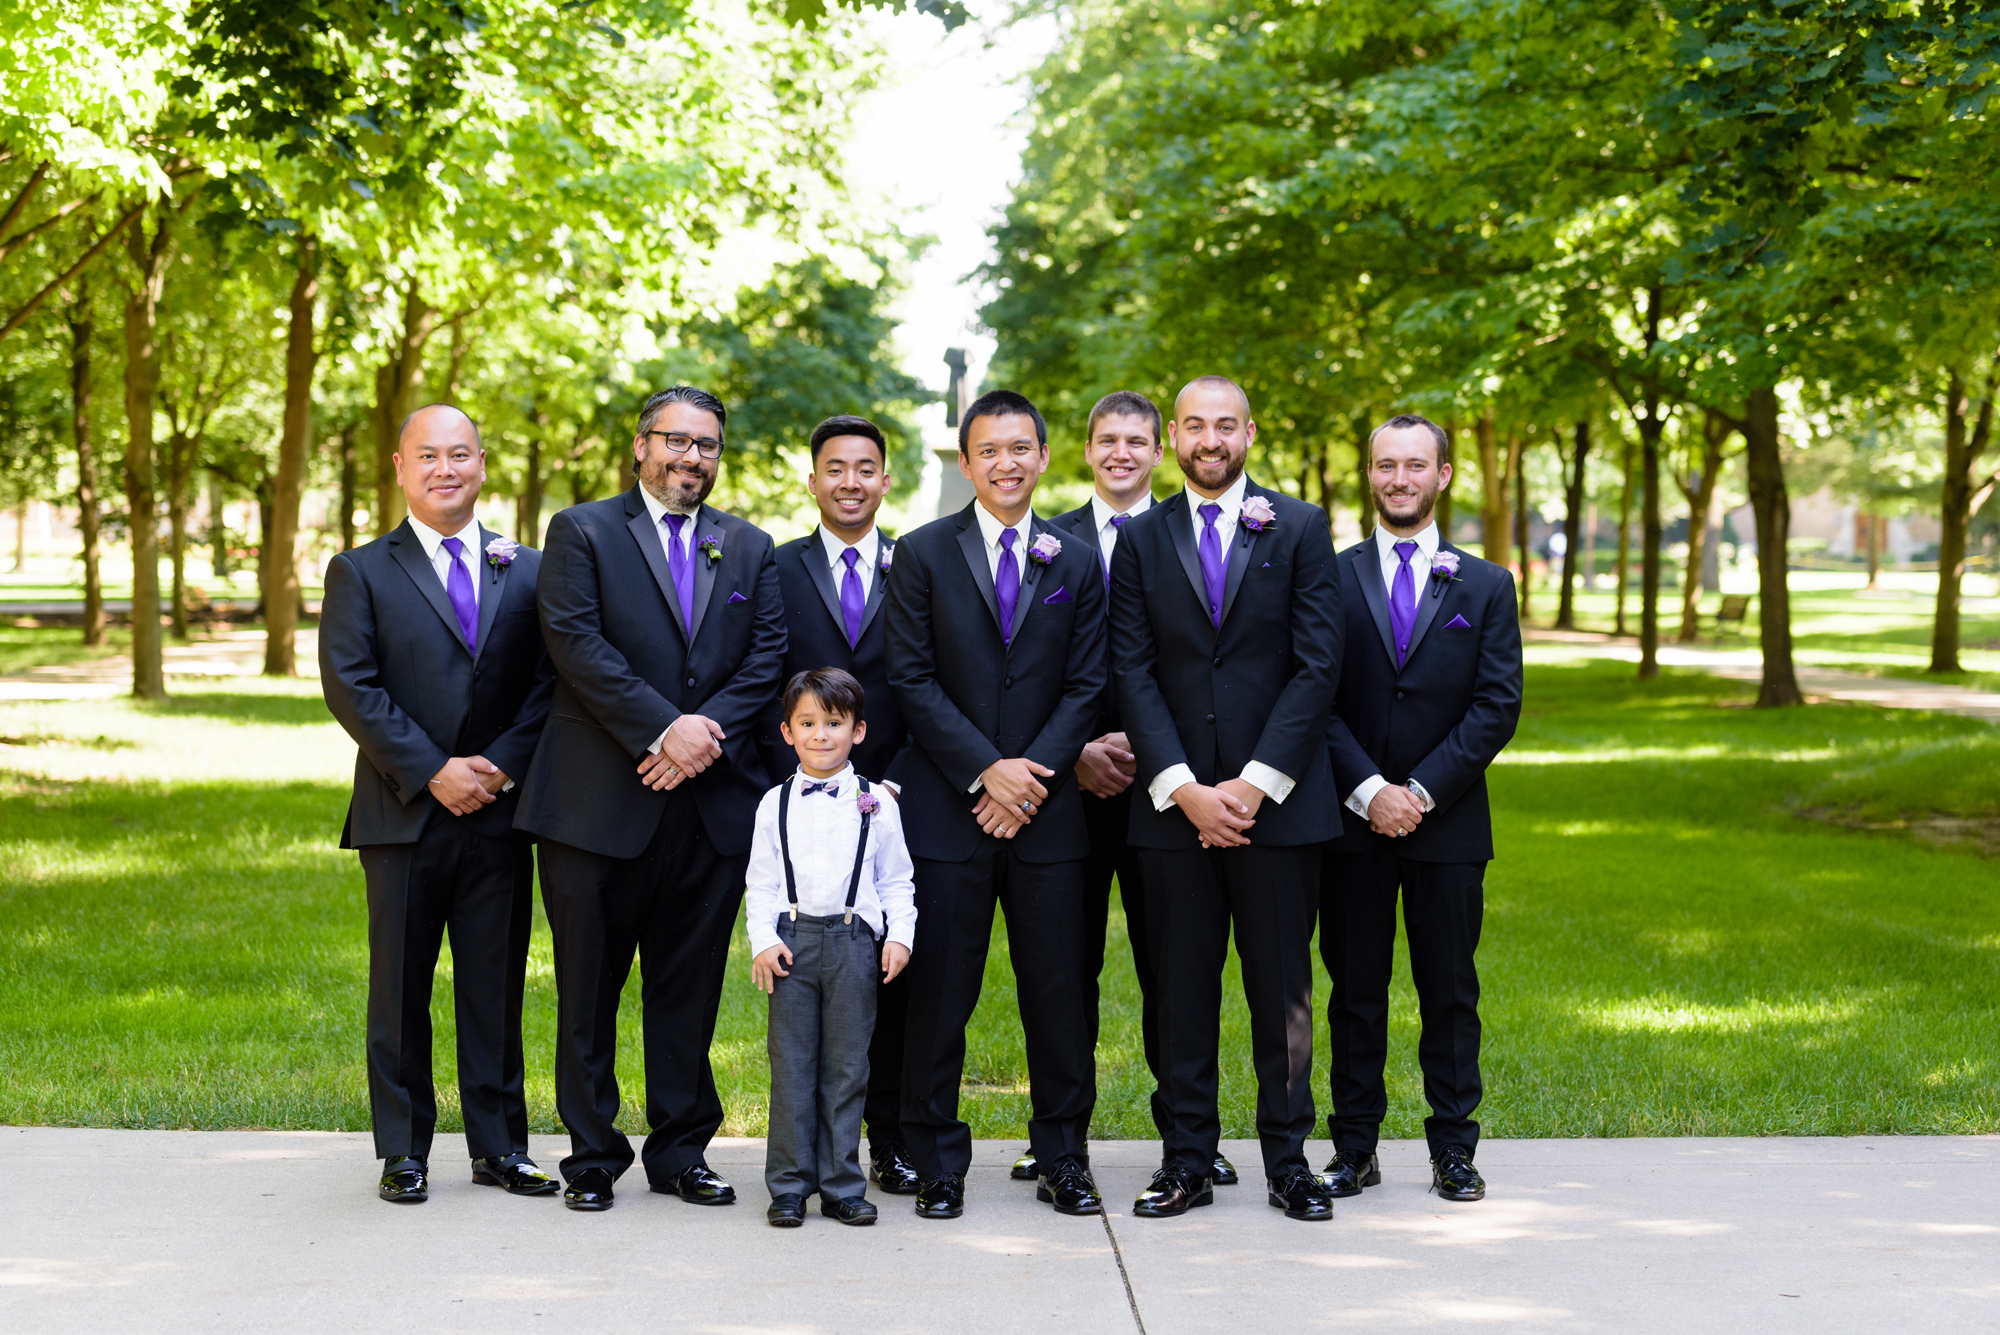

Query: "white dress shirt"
<box><xmin>817</xmin><ymin>524</ymin><xmax>881</xmax><ymax>603</ymax></box>
<box><xmin>744</xmin><ymin>764</ymin><xmax>917</xmax><ymax>959</ymax></box>
<box><xmin>1344</xmin><ymin>522</ymin><xmax>1442</xmax><ymax>820</ymax></box>
<box><xmin>1089</xmin><ymin>491</ymin><xmax>1152</xmax><ymax>573</ymax></box>
<box><xmin>971</xmin><ymin>499</ymin><xmax>1028</xmax><ymax>583</ymax></box>
<box><xmin>406</xmin><ymin>514</ymin><xmax>481</xmax><ymax>609</ymax></box>
<box><xmin>1145</xmin><ymin>474</ymin><xmax>1295</xmax><ymax>812</ymax></box>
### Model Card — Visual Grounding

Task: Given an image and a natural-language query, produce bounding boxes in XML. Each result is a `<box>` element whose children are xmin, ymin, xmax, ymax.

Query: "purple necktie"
<box><xmin>840</xmin><ymin>546</ymin><xmax>865</xmax><ymax>647</ymax></box>
<box><xmin>995</xmin><ymin>527</ymin><xmax>1019</xmax><ymax>644</ymax></box>
<box><xmin>1197</xmin><ymin>503</ymin><xmax>1225</xmax><ymax>628</ymax></box>
<box><xmin>1390</xmin><ymin>540</ymin><xmax>1418</xmax><ymax>668</ymax></box>
<box><xmin>663</xmin><ymin>513</ymin><xmax>694</xmax><ymax>635</ymax></box>
<box><xmin>439</xmin><ymin>536</ymin><xmax>478</xmax><ymax>651</ymax></box>
<box><xmin>1103</xmin><ymin>512</ymin><xmax>1129</xmax><ymax>587</ymax></box>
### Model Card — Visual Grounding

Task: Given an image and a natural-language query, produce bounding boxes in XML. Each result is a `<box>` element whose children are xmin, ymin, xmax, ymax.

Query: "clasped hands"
<box><xmin>428</xmin><ymin>755</ymin><xmax>509</xmax><ymax>815</ymax></box>
<box><xmin>972</xmin><ymin>756</ymin><xmax>1057</xmax><ymax>839</ymax></box>
<box><xmin>636</xmin><ymin>713</ymin><xmax>727</xmax><ymax>791</ymax></box>
<box><xmin>1367</xmin><ymin>784</ymin><xmax>1426</xmax><ymax>839</ymax></box>
<box><xmin>1176</xmin><ymin>777</ymin><xmax>1267</xmax><ymax>849</ymax></box>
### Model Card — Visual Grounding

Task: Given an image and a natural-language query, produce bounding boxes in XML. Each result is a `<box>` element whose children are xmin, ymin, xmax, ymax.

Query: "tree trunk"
<box><xmin>1676</xmin><ymin>412</ymin><xmax>1729</xmax><ymax>644</ymax></box>
<box><xmin>1513</xmin><ymin>434</ymin><xmax>1532</xmax><ymax>617</ymax></box>
<box><xmin>1584</xmin><ymin>498</ymin><xmax>1598</xmax><ymax>585</ymax></box>
<box><xmin>338</xmin><ymin>426</ymin><xmax>357</xmax><ymax>551</ymax></box>
<box><xmin>1864</xmin><ymin>507</ymin><xmax>1881</xmax><ymax>589</ymax></box>
<box><xmin>68</xmin><ymin>278</ymin><xmax>104</xmax><ymax>645</ymax></box>
<box><xmin>1477</xmin><ymin>413</ymin><xmax>1507</xmax><ymax>565</ymax></box>
<box><xmin>515</xmin><ymin>432</ymin><xmax>544</xmax><ymax>545</ymax></box>
<box><xmin>1742</xmin><ymin>385</ymin><xmax>1802</xmax><ymax>706</ymax></box>
<box><xmin>1931</xmin><ymin>366</ymin><xmax>1996</xmax><ymax>674</ymax></box>
<box><xmin>121</xmin><ymin>205</ymin><xmax>174</xmax><ymax>700</ymax></box>
<box><xmin>1615</xmin><ymin>431</ymin><xmax>1633</xmax><ymax>637</ymax></box>
<box><xmin>166</xmin><ymin>430</ymin><xmax>192</xmax><ymax>640</ymax></box>
<box><xmin>206</xmin><ymin>472</ymin><xmax>231</xmax><ymax>580</ymax></box>
<box><xmin>1556</xmin><ymin>421</ymin><xmax>1589</xmax><ymax>630</ymax></box>
<box><xmin>439</xmin><ymin>313</ymin><xmax>473</xmax><ymax>403</ymax></box>
<box><xmin>371</xmin><ymin>279</ymin><xmax>436</xmax><ymax>537</ymax></box>
<box><xmin>1353</xmin><ymin>415</ymin><xmax>1373</xmax><ymax>539</ymax></box>
<box><xmin>265</xmin><ymin>235</ymin><xmax>319</xmax><ymax>677</ymax></box>
<box><xmin>1639</xmin><ymin>405</ymin><xmax>1663</xmax><ymax>679</ymax></box>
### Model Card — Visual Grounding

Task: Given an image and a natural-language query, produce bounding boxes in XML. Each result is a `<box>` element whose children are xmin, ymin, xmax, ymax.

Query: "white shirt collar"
<box><xmin>816</xmin><ymin>525</ymin><xmax>880</xmax><ymax>570</ymax></box>
<box><xmin>1090</xmin><ymin>490</ymin><xmax>1152</xmax><ymax>533</ymax></box>
<box><xmin>407</xmin><ymin>514</ymin><xmax>480</xmax><ymax>560</ymax></box>
<box><xmin>639</xmin><ymin>486</ymin><xmax>699</xmax><ymax>530</ymax></box>
<box><xmin>793</xmin><ymin>762</ymin><xmax>857</xmax><ymax>794</ymax></box>
<box><xmin>1373</xmin><ymin>522</ymin><xmax>1440</xmax><ymax>562</ymax></box>
<box><xmin>1184</xmin><ymin>471</ymin><xmax>1250</xmax><ymax>521</ymax></box>
<box><xmin>973</xmin><ymin>500</ymin><xmax>1030</xmax><ymax>551</ymax></box>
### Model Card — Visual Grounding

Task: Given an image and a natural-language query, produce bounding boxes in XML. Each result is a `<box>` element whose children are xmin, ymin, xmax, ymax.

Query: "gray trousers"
<box><xmin>766</xmin><ymin>913</ymin><xmax>879</xmax><ymax>1201</ymax></box>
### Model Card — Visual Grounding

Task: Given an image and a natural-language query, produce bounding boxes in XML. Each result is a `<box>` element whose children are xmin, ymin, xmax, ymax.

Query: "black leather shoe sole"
<box><xmin>1269</xmin><ymin>1191</ymin><xmax>1333</xmax><ymax>1221</ymax></box>
<box><xmin>472</xmin><ymin>1169</ymin><xmax>560</xmax><ymax>1196</ymax></box>
<box><xmin>1009</xmin><ymin>1154</ymin><xmax>1037</xmax><ymax>1181</ymax></box>
<box><xmin>825</xmin><ymin>1201</ymin><xmax>878</xmax><ymax>1226</ymax></box>
<box><xmin>562</xmin><ymin>1192</ymin><xmax>612</xmax><ymax>1212</ymax></box>
<box><xmin>651</xmin><ymin>1180</ymin><xmax>738</xmax><ymax>1206</ymax></box>
<box><xmin>767</xmin><ymin>1210</ymin><xmax>805</xmax><ymax>1227</ymax></box>
<box><xmin>1131</xmin><ymin>1185</ymin><xmax>1213</xmax><ymax>1218</ymax></box>
<box><xmin>870</xmin><ymin>1166</ymin><xmax>922</xmax><ymax>1195</ymax></box>
<box><xmin>1433</xmin><ymin>1179</ymin><xmax>1485</xmax><ymax>1202</ymax></box>
<box><xmin>1035</xmin><ymin>1185</ymin><xmax>1104</xmax><ymax>1216</ymax></box>
<box><xmin>378</xmin><ymin>1183</ymin><xmax>427</xmax><ymax>1203</ymax></box>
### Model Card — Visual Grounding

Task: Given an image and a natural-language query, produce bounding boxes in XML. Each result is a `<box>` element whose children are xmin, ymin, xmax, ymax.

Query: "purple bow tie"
<box><xmin>800</xmin><ymin>779</ymin><xmax>840</xmax><ymax>797</ymax></box>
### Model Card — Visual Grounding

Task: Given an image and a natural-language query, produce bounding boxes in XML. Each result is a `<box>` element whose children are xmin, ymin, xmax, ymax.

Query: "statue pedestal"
<box><xmin>932</xmin><ymin>446</ymin><xmax>973</xmax><ymax>519</ymax></box>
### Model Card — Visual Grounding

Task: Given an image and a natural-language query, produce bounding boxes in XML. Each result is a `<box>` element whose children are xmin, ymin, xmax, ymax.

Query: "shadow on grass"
<box><xmin>139</xmin><ymin>693</ymin><xmax>335</xmax><ymax>726</ymax></box>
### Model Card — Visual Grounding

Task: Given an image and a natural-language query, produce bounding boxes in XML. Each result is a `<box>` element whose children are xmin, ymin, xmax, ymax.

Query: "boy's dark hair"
<box><xmin>1086</xmin><ymin>390</ymin><xmax>1162</xmax><ymax>445</ymax></box>
<box><xmin>958</xmin><ymin>388</ymin><xmax>1047</xmax><ymax>455</ymax></box>
<box><xmin>809</xmin><ymin>415</ymin><xmax>887</xmax><ymax>465</ymax></box>
<box><xmin>783</xmin><ymin>666</ymin><xmax>865</xmax><ymax>724</ymax></box>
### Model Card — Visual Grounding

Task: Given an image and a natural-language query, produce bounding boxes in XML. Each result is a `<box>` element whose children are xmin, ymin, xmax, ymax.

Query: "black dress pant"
<box><xmin>900</xmin><ymin>840</ymin><xmax>1094</xmax><ymax>1180</ymax></box>
<box><xmin>1080</xmin><ymin>788</ymin><xmax>1165</xmax><ymax>1139</ymax></box>
<box><xmin>1140</xmin><ymin>842</ymin><xmax>1318</xmax><ymax>1179</ymax></box>
<box><xmin>358</xmin><ymin>814</ymin><xmax>534</xmax><ymax>1163</ymax></box>
<box><xmin>1321</xmin><ymin>846</ymin><xmax>1485</xmax><ymax>1158</ymax></box>
<box><xmin>862</xmin><ymin>966</ymin><xmax>909</xmax><ymax>1156</ymax></box>
<box><xmin>539</xmin><ymin>788</ymin><xmax>748</xmax><ymax>1185</ymax></box>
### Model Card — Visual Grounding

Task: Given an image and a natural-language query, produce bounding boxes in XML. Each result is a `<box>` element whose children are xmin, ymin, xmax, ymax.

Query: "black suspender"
<box><xmin>776</xmin><ymin>774</ymin><xmax>874</xmax><ymax>930</ymax></box>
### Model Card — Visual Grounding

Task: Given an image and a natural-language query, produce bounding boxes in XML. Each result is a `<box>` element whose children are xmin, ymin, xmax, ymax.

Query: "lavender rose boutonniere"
<box><xmin>1027</xmin><ymin>533</ymin><xmax>1062</xmax><ymax>567</ymax></box>
<box><xmin>698</xmin><ymin>534</ymin><xmax>723</xmax><ymax>565</ymax></box>
<box><xmin>879</xmin><ymin>544</ymin><xmax>894</xmax><ymax>574</ymax></box>
<box><xmin>1239</xmin><ymin>496</ymin><xmax>1277</xmax><ymax>532</ymax></box>
<box><xmin>1429</xmin><ymin>549</ymin><xmax>1462</xmax><ymax>598</ymax></box>
<box><xmin>857</xmin><ymin>791</ymin><xmax>880</xmax><ymax>816</ymax></box>
<box><xmin>484</xmin><ymin>536</ymin><xmax>518</xmax><ymax>581</ymax></box>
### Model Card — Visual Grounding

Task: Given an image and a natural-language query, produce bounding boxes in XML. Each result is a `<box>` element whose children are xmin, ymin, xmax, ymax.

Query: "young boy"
<box><xmin>745</xmin><ymin>667</ymin><xmax>916</xmax><ymax>1227</ymax></box>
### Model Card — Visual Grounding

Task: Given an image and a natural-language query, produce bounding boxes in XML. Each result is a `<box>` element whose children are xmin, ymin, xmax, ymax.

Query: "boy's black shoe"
<box><xmin>870</xmin><ymin>1145</ymin><xmax>922</xmax><ymax>1195</ymax></box>
<box><xmin>1132</xmin><ymin>1165</ymin><xmax>1212</xmax><ymax>1219</ymax></box>
<box><xmin>653</xmin><ymin>1163</ymin><xmax>737</xmax><ymax>1205</ymax></box>
<box><xmin>824</xmin><ymin>1195</ymin><xmax>878</xmax><ymax>1226</ymax></box>
<box><xmin>378</xmin><ymin>1156</ymin><xmax>428</xmax><ymax>1203</ymax></box>
<box><xmin>1036</xmin><ymin>1158</ymin><xmax>1103</xmax><ymax>1216</ymax></box>
<box><xmin>1431</xmin><ymin>1146</ymin><xmax>1486</xmax><ymax>1201</ymax></box>
<box><xmin>1010</xmin><ymin>1150</ymin><xmax>1037</xmax><ymax>1181</ymax></box>
<box><xmin>767</xmin><ymin>1194</ymin><xmax>807</xmax><ymax>1227</ymax></box>
<box><xmin>915</xmin><ymin>1173</ymin><xmax>965</xmax><ymax>1219</ymax></box>
<box><xmin>1318</xmin><ymin>1150</ymin><xmax>1381</xmax><ymax>1198</ymax></box>
<box><xmin>1267</xmin><ymin>1167</ymin><xmax>1334</xmax><ymax>1221</ymax></box>
<box><xmin>563</xmin><ymin>1168</ymin><xmax>615</xmax><ymax>1212</ymax></box>
<box><xmin>1211</xmin><ymin>1153</ymin><xmax>1239</xmax><ymax>1186</ymax></box>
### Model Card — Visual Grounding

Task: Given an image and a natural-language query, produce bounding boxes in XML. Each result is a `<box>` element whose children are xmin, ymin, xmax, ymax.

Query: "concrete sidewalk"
<box><xmin>3</xmin><ymin>1130</ymin><xmax>1994</xmax><ymax>1332</ymax></box>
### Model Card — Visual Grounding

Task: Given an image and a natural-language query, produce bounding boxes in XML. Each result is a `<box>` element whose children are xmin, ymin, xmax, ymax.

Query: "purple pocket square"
<box><xmin>1445</xmin><ymin>613</ymin><xmax>1471</xmax><ymax>628</ymax></box>
<box><xmin>727</xmin><ymin>591</ymin><xmax>748</xmax><ymax>604</ymax></box>
<box><xmin>1043</xmin><ymin>585</ymin><xmax>1072</xmax><ymax>605</ymax></box>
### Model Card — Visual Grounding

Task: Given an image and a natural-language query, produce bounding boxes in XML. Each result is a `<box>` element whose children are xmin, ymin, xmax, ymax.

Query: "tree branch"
<box><xmin>0</xmin><ymin>161</ymin><xmax>49</xmax><ymax>243</ymax></box>
<box><xmin>0</xmin><ymin>199</ymin><xmax>147</xmax><ymax>342</ymax></box>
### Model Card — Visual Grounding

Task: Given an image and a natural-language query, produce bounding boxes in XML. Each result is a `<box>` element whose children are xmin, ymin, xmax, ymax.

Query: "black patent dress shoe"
<box><xmin>1318</xmin><ymin>1150</ymin><xmax>1382</xmax><ymax>1198</ymax></box>
<box><xmin>1431</xmin><ymin>1146</ymin><xmax>1486</xmax><ymax>1201</ymax></box>
<box><xmin>767</xmin><ymin>1193</ymin><xmax>807</xmax><ymax>1227</ymax></box>
<box><xmin>914</xmin><ymin>1173</ymin><xmax>965</xmax><ymax>1219</ymax></box>
<box><xmin>1036</xmin><ymin>1157</ymin><xmax>1103</xmax><ymax>1216</ymax></box>
<box><xmin>471</xmin><ymin>1154</ymin><xmax>560</xmax><ymax>1196</ymax></box>
<box><xmin>1268</xmin><ymin>1166</ymin><xmax>1334</xmax><ymax>1221</ymax></box>
<box><xmin>824</xmin><ymin>1195</ymin><xmax>878</xmax><ymax>1226</ymax></box>
<box><xmin>1010</xmin><ymin>1150</ymin><xmax>1037</xmax><ymax>1181</ymax></box>
<box><xmin>378</xmin><ymin>1155</ymin><xmax>428</xmax><ymax>1203</ymax></box>
<box><xmin>563</xmin><ymin>1167</ymin><xmax>615</xmax><ymax>1212</ymax></box>
<box><xmin>1211</xmin><ymin>1153</ymin><xmax>1239</xmax><ymax>1186</ymax></box>
<box><xmin>653</xmin><ymin>1163</ymin><xmax>737</xmax><ymax>1206</ymax></box>
<box><xmin>870</xmin><ymin>1145</ymin><xmax>922</xmax><ymax>1195</ymax></box>
<box><xmin>1132</xmin><ymin>1165</ymin><xmax>1212</xmax><ymax>1219</ymax></box>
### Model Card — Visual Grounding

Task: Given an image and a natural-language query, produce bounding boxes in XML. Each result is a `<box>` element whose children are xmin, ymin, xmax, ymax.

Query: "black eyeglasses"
<box><xmin>641</xmin><ymin>430</ymin><xmax>724</xmax><ymax>459</ymax></box>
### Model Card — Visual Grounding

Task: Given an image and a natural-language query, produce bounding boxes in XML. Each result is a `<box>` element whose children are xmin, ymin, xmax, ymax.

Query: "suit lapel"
<box><xmin>471</xmin><ymin>525</ymin><xmax>507</xmax><ymax>664</ymax></box>
<box><xmin>1401</xmin><ymin>540</ymin><xmax>1456</xmax><ymax>667</ymax></box>
<box><xmin>954</xmin><ymin>506</ymin><xmax>1003</xmax><ymax>638</ymax></box>
<box><xmin>1217</xmin><ymin>483</ymin><xmax>1268</xmax><ymax>629</ymax></box>
<box><xmin>801</xmin><ymin>531</ymin><xmax>846</xmax><ymax>637</ymax></box>
<box><xmin>624</xmin><ymin>491</ymin><xmax>688</xmax><ymax>639</ymax></box>
<box><xmin>389</xmin><ymin>519</ymin><xmax>473</xmax><ymax>656</ymax></box>
<box><xmin>688</xmin><ymin>507</ymin><xmax>721</xmax><ymax>644</ymax></box>
<box><xmin>1066</xmin><ymin>506</ymin><xmax>1107</xmax><ymax>579</ymax></box>
<box><xmin>1009</xmin><ymin>516</ymin><xmax>1050</xmax><ymax>644</ymax></box>
<box><xmin>1162</xmin><ymin>494</ymin><xmax>1209</xmax><ymax>626</ymax></box>
<box><xmin>857</xmin><ymin>535</ymin><xmax>892</xmax><ymax>641</ymax></box>
<box><xmin>1353</xmin><ymin>542</ymin><xmax>1399</xmax><ymax>668</ymax></box>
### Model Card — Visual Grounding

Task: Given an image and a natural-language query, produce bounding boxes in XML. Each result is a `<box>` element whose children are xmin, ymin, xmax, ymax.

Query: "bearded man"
<box><xmin>1318</xmin><ymin>413</ymin><xmax>1522</xmax><ymax>1206</ymax></box>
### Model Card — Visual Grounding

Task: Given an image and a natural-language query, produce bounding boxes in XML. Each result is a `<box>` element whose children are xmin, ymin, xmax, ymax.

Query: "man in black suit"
<box><xmin>513</xmin><ymin>385</ymin><xmax>787</xmax><ymax>1212</ymax></box>
<box><xmin>756</xmin><ymin>413</ymin><xmax>918</xmax><ymax>1195</ymax></box>
<box><xmin>320</xmin><ymin>404</ymin><xmax>557</xmax><ymax>1205</ymax></box>
<box><xmin>1110</xmin><ymin>375</ymin><xmax>1342</xmax><ymax>1223</ymax></box>
<box><xmin>884</xmin><ymin>389</ymin><xmax>1108</xmax><ymax>1220</ymax></box>
<box><xmin>1320</xmin><ymin>413</ymin><xmax>1522</xmax><ymax>1205</ymax></box>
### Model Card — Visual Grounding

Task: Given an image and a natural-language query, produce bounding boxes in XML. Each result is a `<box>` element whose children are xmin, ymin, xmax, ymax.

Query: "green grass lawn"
<box><xmin>1</xmin><ymin>665</ymin><xmax>1995</xmax><ymax>1141</ymax></box>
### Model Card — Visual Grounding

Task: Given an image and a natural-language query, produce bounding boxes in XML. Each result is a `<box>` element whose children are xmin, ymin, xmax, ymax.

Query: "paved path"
<box><xmin>3</xmin><ymin>1130</ymin><xmax>1995</xmax><ymax>1332</ymax></box>
<box><xmin>0</xmin><ymin>629</ymin><xmax>318</xmax><ymax>700</ymax></box>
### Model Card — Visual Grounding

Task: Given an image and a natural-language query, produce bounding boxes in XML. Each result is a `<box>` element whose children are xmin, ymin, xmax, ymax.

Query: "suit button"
<box><xmin>1396</xmin><ymin>690</ymin><xmax>1406</xmax><ymax>701</ymax></box>
<box><xmin>1213</xmin><ymin>658</ymin><xmax>1222</xmax><ymax>667</ymax></box>
<box><xmin>1205</xmin><ymin>713</ymin><xmax>1216</xmax><ymax>723</ymax></box>
<box><xmin>687</xmin><ymin>677</ymin><xmax>697</xmax><ymax>688</ymax></box>
<box><xmin>1004</xmin><ymin>676</ymin><xmax>1014</xmax><ymax>689</ymax></box>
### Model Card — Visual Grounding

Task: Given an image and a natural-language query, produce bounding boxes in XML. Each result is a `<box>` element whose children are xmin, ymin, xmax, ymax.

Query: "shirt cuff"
<box><xmin>648</xmin><ymin>727</ymin><xmax>668</xmax><ymax>755</ymax></box>
<box><xmin>1240</xmin><ymin>760</ymin><xmax>1294</xmax><ymax>804</ymax></box>
<box><xmin>1345</xmin><ymin>774</ymin><xmax>1389</xmax><ymax>819</ymax></box>
<box><xmin>1409</xmin><ymin>778</ymin><xmax>1436</xmax><ymax>811</ymax></box>
<box><xmin>501</xmin><ymin>779</ymin><xmax>515</xmax><ymax>793</ymax></box>
<box><xmin>748</xmin><ymin>922</ymin><xmax>783</xmax><ymax>960</ymax></box>
<box><xmin>1148</xmin><ymin>763</ymin><xmax>1197</xmax><ymax>812</ymax></box>
<box><xmin>967</xmin><ymin>776</ymin><xmax>983</xmax><ymax>795</ymax></box>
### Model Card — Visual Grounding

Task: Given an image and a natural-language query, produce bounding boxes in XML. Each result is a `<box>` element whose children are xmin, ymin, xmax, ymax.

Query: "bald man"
<box><xmin>321</xmin><ymin>404</ymin><xmax>558</xmax><ymax>1205</ymax></box>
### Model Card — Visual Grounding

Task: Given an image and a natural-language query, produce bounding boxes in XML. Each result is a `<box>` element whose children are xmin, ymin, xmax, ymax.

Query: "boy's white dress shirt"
<box><xmin>744</xmin><ymin>763</ymin><xmax>917</xmax><ymax>959</ymax></box>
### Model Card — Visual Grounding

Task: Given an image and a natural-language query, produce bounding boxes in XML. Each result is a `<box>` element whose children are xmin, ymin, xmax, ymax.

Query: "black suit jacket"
<box><xmin>757</xmin><ymin>528</ymin><xmax>906</xmax><ymax>784</ymax></box>
<box><xmin>512</xmin><ymin>486</ymin><xmax>786</xmax><ymax>859</ymax></box>
<box><xmin>884</xmin><ymin>501</ymin><xmax>1108</xmax><ymax>864</ymax></box>
<box><xmin>1110</xmin><ymin>481</ymin><xmax>1344</xmax><ymax>850</ymax></box>
<box><xmin>320</xmin><ymin>520</ymin><xmax>555</xmax><ymax>848</ymax></box>
<box><xmin>1325</xmin><ymin>537</ymin><xmax>1522</xmax><ymax>862</ymax></box>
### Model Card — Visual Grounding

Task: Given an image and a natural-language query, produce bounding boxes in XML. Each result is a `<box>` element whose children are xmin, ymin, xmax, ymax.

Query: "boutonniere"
<box><xmin>1239</xmin><ymin>496</ymin><xmax>1277</xmax><ymax>532</ymax></box>
<box><xmin>484</xmin><ymin>536</ymin><xmax>518</xmax><ymax>581</ymax></box>
<box><xmin>698</xmin><ymin>534</ymin><xmax>722</xmax><ymax>566</ymax></box>
<box><xmin>1027</xmin><ymin>533</ymin><xmax>1062</xmax><ymax>567</ymax></box>
<box><xmin>1429</xmin><ymin>549</ymin><xmax>1461</xmax><ymax>599</ymax></box>
<box><xmin>856</xmin><ymin>790</ymin><xmax>880</xmax><ymax>816</ymax></box>
<box><xmin>879</xmin><ymin>543</ymin><xmax>893</xmax><ymax>574</ymax></box>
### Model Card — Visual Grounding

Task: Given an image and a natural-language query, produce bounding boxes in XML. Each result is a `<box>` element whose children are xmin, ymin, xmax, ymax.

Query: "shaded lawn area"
<box><xmin>0</xmin><ymin>665</ymin><xmax>1995</xmax><ymax>1140</ymax></box>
